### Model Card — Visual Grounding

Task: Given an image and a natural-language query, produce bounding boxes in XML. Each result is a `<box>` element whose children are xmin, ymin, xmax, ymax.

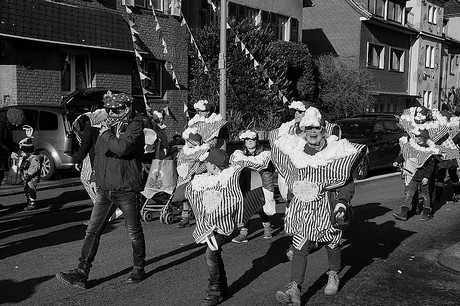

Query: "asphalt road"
<box><xmin>1</xmin><ymin>171</ymin><xmax>460</xmax><ymax>306</ymax></box>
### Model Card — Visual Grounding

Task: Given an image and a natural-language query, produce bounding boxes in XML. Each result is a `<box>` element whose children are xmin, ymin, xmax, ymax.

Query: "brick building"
<box><xmin>0</xmin><ymin>0</ymin><xmax>189</xmax><ymax>136</ymax></box>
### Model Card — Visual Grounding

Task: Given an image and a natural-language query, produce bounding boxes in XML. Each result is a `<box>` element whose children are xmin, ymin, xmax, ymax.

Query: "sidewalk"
<box><xmin>438</xmin><ymin>242</ymin><xmax>460</xmax><ymax>273</ymax></box>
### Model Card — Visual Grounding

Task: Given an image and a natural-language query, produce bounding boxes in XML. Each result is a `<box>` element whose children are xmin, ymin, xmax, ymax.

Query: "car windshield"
<box><xmin>338</xmin><ymin>121</ymin><xmax>373</xmax><ymax>138</ymax></box>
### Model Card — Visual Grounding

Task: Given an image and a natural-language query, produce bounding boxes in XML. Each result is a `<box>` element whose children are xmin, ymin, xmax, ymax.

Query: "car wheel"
<box><xmin>354</xmin><ymin>157</ymin><xmax>369</xmax><ymax>180</ymax></box>
<box><xmin>40</xmin><ymin>151</ymin><xmax>56</xmax><ymax>180</ymax></box>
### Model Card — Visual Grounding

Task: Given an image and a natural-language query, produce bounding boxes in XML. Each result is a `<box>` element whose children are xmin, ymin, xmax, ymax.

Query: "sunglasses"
<box><xmin>106</xmin><ymin>107</ymin><xmax>125</xmax><ymax>114</ymax></box>
<box><xmin>295</xmin><ymin>110</ymin><xmax>306</xmax><ymax>114</ymax></box>
<box><xmin>243</xmin><ymin>138</ymin><xmax>257</xmax><ymax>141</ymax></box>
<box><xmin>304</xmin><ymin>126</ymin><xmax>322</xmax><ymax>131</ymax></box>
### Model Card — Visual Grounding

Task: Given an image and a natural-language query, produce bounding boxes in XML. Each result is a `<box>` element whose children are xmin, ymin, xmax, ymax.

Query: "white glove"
<box><xmin>90</xmin><ymin>182</ymin><xmax>98</xmax><ymax>195</ymax></box>
<box><xmin>334</xmin><ymin>203</ymin><xmax>347</xmax><ymax>219</ymax></box>
<box><xmin>10</xmin><ymin>152</ymin><xmax>18</xmax><ymax>159</ymax></box>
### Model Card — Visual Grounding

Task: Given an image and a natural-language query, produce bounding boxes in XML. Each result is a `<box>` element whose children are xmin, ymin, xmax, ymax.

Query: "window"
<box><xmin>276</xmin><ymin>15</ymin><xmax>289</xmax><ymax>41</ymax></box>
<box><xmin>61</xmin><ymin>51</ymin><xmax>91</xmax><ymax>95</ymax></box>
<box><xmin>143</xmin><ymin>60</ymin><xmax>163</xmax><ymax>97</ymax></box>
<box><xmin>390</xmin><ymin>48</ymin><xmax>404</xmax><ymax>72</ymax></box>
<box><xmin>229</xmin><ymin>3</ymin><xmax>259</xmax><ymax>24</ymax></box>
<box><xmin>423</xmin><ymin>91</ymin><xmax>433</xmax><ymax>108</ymax></box>
<box><xmin>428</xmin><ymin>5</ymin><xmax>437</xmax><ymax>24</ymax></box>
<box><xmin>39</xmin><ymin>111</ymin><xmax>58</xmax><ymax>131</ymax></box>
<box><xmin>367</xmin><ymin>43</ymin><xmax>384</xmax><ymax>69</ymax></box>
<box><xmin>425</xmin><ymin>45</ymin><xmax>435</xmax><ymax>68</ymax></box>
<box><xmin>368</xmin><ymin>0</ymin><xmax>385</xmax><ymax>17</ymax></box>
<box><xmin>387</xmin><ymin>1</ymin><xmax>403</xmax><ymax>23</ymax></box>
<box><xmin>450</xmin><ymin>55</ymin><xmax>456</xmax><ymax>75</ymax></box>
<box><xmin>290</xmin><ymin>18</ymin><xmax>299</xmax><ymax>42</ymax></box>
<box><xmin>134</xmin><ymin>0</ymin><xmax>163</xmax><ymax>10</ymax></box>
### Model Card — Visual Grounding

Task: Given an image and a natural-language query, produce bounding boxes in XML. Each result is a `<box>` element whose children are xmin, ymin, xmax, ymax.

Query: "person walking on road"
<box><xmin>392</xmin><ymin>129</ymin><xmax>437</xmax><ymax>222</ymax></box>
<box><xmin>0</xmin><ymin>108</ymin><xmax>25</xmax><ymax>213</ymax></box>
<box><xmin>55</xmin><ymin>91</ymin><xmax>147</xmax><ymax>289</ymax></box>
<box><xmin>271</xmin><ymin>107</ymin><xmax>365</xmax><ymax>306</ymax></box>
<box><xmin>231</xmin><ymin>130</ymin><xmax>276</xmax><ymax>243</ymax></box>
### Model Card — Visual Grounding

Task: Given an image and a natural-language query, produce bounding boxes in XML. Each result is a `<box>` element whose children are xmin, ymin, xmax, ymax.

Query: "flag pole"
<box><xmin>218</xmin><ymin>0</ymin><xmax>227</xmax><ymax>120</ymax></box>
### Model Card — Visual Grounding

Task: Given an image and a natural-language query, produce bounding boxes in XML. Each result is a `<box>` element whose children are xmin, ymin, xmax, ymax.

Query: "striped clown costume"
<box><xmin>270</xmin><ymin>108</ymin><xmax>366</xmax><ymax>251</ymax></box>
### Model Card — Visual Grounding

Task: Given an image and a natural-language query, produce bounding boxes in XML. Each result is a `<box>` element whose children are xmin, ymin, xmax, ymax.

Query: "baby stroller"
<box><xmin>140</xmin><ymin>136</ymin><xmax>195</xmax><ymax>224</ymax></box>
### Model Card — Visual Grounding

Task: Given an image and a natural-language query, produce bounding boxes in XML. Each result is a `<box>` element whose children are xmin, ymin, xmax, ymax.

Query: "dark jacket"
<box><xmin>92</xmin><ymin>111</ymin><xmax>145</xmax><ymax>192</ymax></box>
<box><xmin>74</xmin><ymin>121</ymin><xmax>99</xmax><ymax>166</ymax></box>
<box><xmin>0</xmin><ymin>112</ymin><xmax>19</xmax><ymax>171</ymax></box>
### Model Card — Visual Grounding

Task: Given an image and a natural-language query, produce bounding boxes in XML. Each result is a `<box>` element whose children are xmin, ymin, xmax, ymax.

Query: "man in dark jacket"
<box><xmin>55</xmin><ymin>91</ymin><xmax>147</xmax><ymax>289</ymax></box>
<box><xmin>0</xmin><ymin>108</ymin><xmax>25</xmax><ymax>212</ymax></box>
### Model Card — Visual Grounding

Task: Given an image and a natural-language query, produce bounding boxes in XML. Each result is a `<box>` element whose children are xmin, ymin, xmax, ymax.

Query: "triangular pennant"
<box><xmin>181</xmin><ymin>18</ymin><xmax>186</xmax><ymax>26</ymax></box>
<box><xmin>139</xmin><ymin>71</ymin><xmax>151</xmax><ymax>80</ymax></box>
<box><xmin>155</xmin><ymin>22</ymin><xmax>161</xmax><ymax>31</ymax></box>
<box><xmin>226</xmin><ymin>22</ymin><xmax>231</xmax><ymax>29</ymax></box>
<box><xmin>163</xmin><ymin>106</ymin><xmax>170</xmax><ymax>116</ymax></box>
<box><xmin>130</xmin><ymin>27</ymin><xmax>139</xmax><ymax>36</ymax></box>
<box><xmin>268</xmin><ymin>78</ymin><xmax>274</xmax><ymax>87</ymax></box>
<box><xmin>172</xmin><ymin>70</ymin><xmax>177</xmax><ymax>80</ymax></box>
<box><xmin>278</xmin><ymin>91</ymin><xmax>283</xmax><ymax>99</ymax></box>
<box><xmin>183</xmin><ymin>103</ymin><xmax>188</xmax><ymax>113</ymax></box>
<box><xmin>162</xmin><ymin>38</ymin><xmax>166</xmax><ymax>47</ymax></box>
<box><xmin>142</xmin><ymin>88</ymin><xmax>153</xmax><ymax>95</ymax></box>
<box><xmin>175</xmin><ymin>79</ymin><xmax>180</xmax><ymax>89</ymax></box>
<box><xmin>254</xmin><ymin>61</ymin><xmax>259</xmax><ymax>68</ymax></box>
<box><xmin>125</xmin><ymin>6</ymin><xmax>133</xmax><ymax>14</ymax></box>
<box><xmin>135</xmin><ymin>49</ymin><xmax>142</xmax><ymax>61</ymax></box>
<box><xmin>204</xmin><ymin>66</ymin><xmax>209</xmax><ymax>73</ymax></box>
<box><xmin>244</xmin><ymin>48</ymin><xmax>249</xmax><ymax>55</ymax></box>
<box><xmin>235</xmin><ymin>36</ymin><xmax>240</xmax><ymax>43</ymax></box>
<box><xmin>240</xmin><ymin>43</ymin><xmax>245</xmax><ymax>52</ymax></box>
<box><xmin>283</xmin><ymin>96</ymin><xmax>288</xmax><ymax>103</ymax></box>
<box><xmin>249</xmin><ymin>54</ymin><xmax>254</xmax><ymax>60</ymax></box>
<box><xmin>127</xmin><ymin>18</ymin><xmax>135</xmax><ymax>27</ymax></box>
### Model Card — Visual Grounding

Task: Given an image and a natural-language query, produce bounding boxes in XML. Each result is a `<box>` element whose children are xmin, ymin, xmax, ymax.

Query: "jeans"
<box><xmin>205</xmin><ymin>232</ymin><xmax>227</xmax><ymax>288</ymax></box>
<box><xmin>291</xmin><ymin>241</ymin><xmax>341</xmax><ymax>286</ymax></box>
<box><xmin>78</xmin><ymin>190</ymin><xmax>146</xmax><ymax>275</ymax></box>
<box><xmin>404</xmin><ymin>180</ymin><xmax>430</xmax><ymax>209</ymax></box>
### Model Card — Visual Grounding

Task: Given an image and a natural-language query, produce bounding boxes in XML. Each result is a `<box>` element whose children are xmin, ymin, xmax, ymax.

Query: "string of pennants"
<box><xmin>124</xmin><ymin>0</ymin><xmax>181</xmax><ymax>119</ymax></box>
<box><xmin>204</xmin><ymin>0</ymin><xmax>291</xmax><ymax>104</ymax></box>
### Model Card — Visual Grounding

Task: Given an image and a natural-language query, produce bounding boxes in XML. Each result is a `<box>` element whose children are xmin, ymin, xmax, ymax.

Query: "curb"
<box><xmin>438</xmin><ymin>242</ymin><xmax>460</xmax><ymax>273</ymax></box>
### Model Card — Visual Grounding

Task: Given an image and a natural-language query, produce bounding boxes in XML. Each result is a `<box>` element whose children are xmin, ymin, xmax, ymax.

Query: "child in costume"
<box><xmin>17</xmin><ymin>138</ymin><xmax>42</xmax><ymax>211</ymax></box>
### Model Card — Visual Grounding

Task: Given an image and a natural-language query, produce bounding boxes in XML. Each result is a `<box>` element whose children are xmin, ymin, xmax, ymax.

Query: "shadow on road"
<box><xmin>0</xmin><ymin>276</ymin><xmax>54</xmax><ymax>304</ymax></box>
<box><xmin>300</xmin><ymin>202</ymin><xmax>416</xmax><ymax>303</ymax></box>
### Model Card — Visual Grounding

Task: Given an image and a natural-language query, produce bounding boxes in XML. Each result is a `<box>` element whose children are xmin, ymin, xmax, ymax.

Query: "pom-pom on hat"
<box><xmin>299</xmin><ymin>106</ymin><xmax>325</xmax><ymax>128</ymax></box>
<box><xmin>103</xmin><ymin>91</ymin><xmax>133</xmax><ymax>109</ymax></box>
<box><xmin>239</xmin><ymin>130</ymin><xmax>258</xmax><ymax>141</ymax></box>
<box><xmin>19</xmin><ymin>137</ymin><xmax>34</xmax><ymax>153</ymax></box>
<box><xmin>193</xmin><ymin>100</ymin><xmax>213</xmax><ymax>112</ymax></box>
<box><xmin>6</xmin><ymin>108</ymin><xmax>25</xmax><ymax>126</ymax></box>
<box><xmin>288</xmin><ymin>100</ymin><xmax>311</xmax><ymax>112</ymax></box>
<box><xmin>204</xmin><ymin>148</ymin><xmax>230</xmax><ymax>168</ymax></box>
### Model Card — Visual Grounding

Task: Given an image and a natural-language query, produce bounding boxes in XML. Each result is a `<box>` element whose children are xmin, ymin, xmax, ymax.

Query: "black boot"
<box><xmin>433</xmin><ymin>186</ymin><xmax>444</xmax><ymax>205</ymax></box>
<box><xmin>419</xmin><ymin>207</ymin><xmax>432</xmax><ymax>221</ymax></box>
<box><xmin>414</xmin><ymin>198</ymin><xmax>423</xmax><ymax>215</ymax></box>
<box><xmin>202</xmin><ymin>284</ymin><xmax>225</xmax><ymax>306</ymax></box>
<box><xmin>393</xmin><ymin>206</ymin><xmax>409</xmax><ymax>221</ymax></box>
<box><xmin>24</xmin><ymin>199</ymin><xmax>36</xmax><ymax>211</ymax></box>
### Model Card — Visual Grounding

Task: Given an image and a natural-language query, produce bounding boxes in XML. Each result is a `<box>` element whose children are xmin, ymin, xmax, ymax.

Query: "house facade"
<box><xmin>303</xmin><ymin>0</ymin><xmax>460</xmax><ymax>114</ymax></box>
<box><xmin>0</xmin><ymin>0</ymin><xmax>189</xmax><ymax>135</ymax></box>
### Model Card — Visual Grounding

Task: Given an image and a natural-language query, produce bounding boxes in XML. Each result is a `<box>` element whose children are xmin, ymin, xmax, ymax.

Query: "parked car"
<box><xmin>335</xmin><ymin>114</ymin><xmax>407</xmax><ymax>179</ymax></box>
<box><xmin>0</xmin><ymin>87</ymin><xmax>118</xmax><ymax>180</ymax></box>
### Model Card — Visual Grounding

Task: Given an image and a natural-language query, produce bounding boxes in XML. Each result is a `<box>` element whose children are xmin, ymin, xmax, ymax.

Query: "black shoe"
<box><xmin>55</xmin><ymin>269</ymin><xmax>88</xmax><ymax>289</ymax></box>
<box><xmin>126</xmin><ymin>268</ymin><xmax>145</xmax><ymax>284</ymax></box>
<box><xmin>202</xmin><ymin>284</ymin><xmax>225</xmax><ymax>306</ymax></box>
<box><xmin>24</xmin><ymin>204</ymin><xmax>36</xmax><ymax>211</ymax></box>
<box><xmin>419</xmin><ymin>208</ymin><xmax>432</xmax><ymax>222</ymax></box>
<box><xmin>176</xmin><ymin>217</ymin><xmax>190</xmax><ymax>228</ymax></box>
<box><xmin>393</xmin><ymin>206</ymin><xmax>409</xmax><ymax>221</ymax></box>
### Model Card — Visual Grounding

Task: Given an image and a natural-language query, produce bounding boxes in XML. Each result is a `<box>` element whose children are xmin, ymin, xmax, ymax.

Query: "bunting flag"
<box><xmin>149</xmin><ymin>3</ymin><xmax>182</xmax><ymax>91</ymax></box>
<box><xmin>124</xmin><ymin>3</ymin><xmax>151</xmax><ymax>112</ymax></box>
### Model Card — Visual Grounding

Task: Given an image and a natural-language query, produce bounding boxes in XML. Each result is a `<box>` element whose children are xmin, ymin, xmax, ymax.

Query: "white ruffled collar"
<box><xmin>187</xmin><ymin>113</ymin><xmax>223</xmax><ymax>127</ymax></box>
<box><xmin>191</xmin><ymin>166</ymin><xmax>238</xmax><ymax>191</ymax></box>
<box><xmin>275</xmin><ymin>134</ymin><xmax>358</xmax><ymax>168</ymax></box>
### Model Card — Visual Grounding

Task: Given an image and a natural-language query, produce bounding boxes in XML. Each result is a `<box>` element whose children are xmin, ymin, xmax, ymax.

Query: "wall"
<box><xmin>302</xmin><ymin>0</ymin><xmax>361</xmax><ymax>63</ymax></box>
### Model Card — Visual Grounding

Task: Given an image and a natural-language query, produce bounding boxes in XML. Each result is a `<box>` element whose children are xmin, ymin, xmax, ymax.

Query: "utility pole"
<box><xmin>218</xmin><ymin>0</ymin><xmax>227</xmax><ymax>120</ymax></box>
